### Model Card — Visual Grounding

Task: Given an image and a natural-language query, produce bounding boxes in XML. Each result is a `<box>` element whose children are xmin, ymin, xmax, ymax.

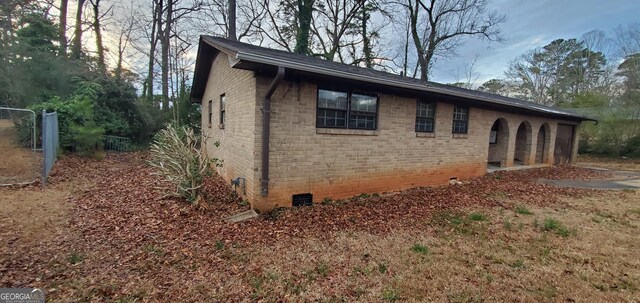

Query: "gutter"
<box><xmin>261</xmin><ymin>66</ymin><xmax>285</xmax><ymax>196</ymax></box>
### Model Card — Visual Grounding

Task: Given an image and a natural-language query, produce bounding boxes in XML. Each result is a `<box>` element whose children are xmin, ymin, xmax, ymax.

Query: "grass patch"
<box><xmin>515</xmin><ymin>206</ymin><xmax>533</xmax><ymax>215</ymax></box>
<box><xmin>381</xmin><ymin>287</ymin><xmax>398</xmax><ymax>301</ymax></box>
<box><xmin>622</xmin><ymin>188</ymin><xmax>635</xmax><ymax>193</ymax></box>
<box><xmin>468</xmin><ymin>212</ymin><xmax>487</xmax><ymax>221</ymax></box>
<box><xmin>304</xmin><ymin>261</ymin><xmax>330</xmax><ymax>281</ymax></box>
<box><xmin>215</xmin><ymin>240</ymin><xmax>225</xmax><ymax>250</ymax></box>
<box><xmin>530</xmin><ymin>285</ymin><xmax>557</xmax><ymax>299</ymax></box>
<box><xmin>511</xmin><ymin>259</ymin><xmax>525</xmax><ymax>268</ymax></box>
<box><xmin>411</xmin><ymin>243</ymin><xmax>429</xmax><ymax>255</ymax></box>
<box><xmin>431</xmin><ymin>210</ymin><xmax>490</xmax><ymax>236</ymax></box>
<box><xmin>68</xmin><ymin>252</ymin><xmax>84</xmax><ymax>265</ymax></box>
<box><xmin>541</xmin><ymin>218</ymin><xmax>574</xmax><ymax>237</ymax></box>
<box><xmin>503</xmin><ymin>219</ymin><xmax>512</xmax><ymax>230</ymax></box>
<box><xmin>377</xmin><ymin>263</ymin><xmax>388</xmax><ymax>274</ymax></box>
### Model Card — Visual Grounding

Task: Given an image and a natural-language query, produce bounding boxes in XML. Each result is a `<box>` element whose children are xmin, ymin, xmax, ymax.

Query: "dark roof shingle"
<box><xmin>191</xmin><ymin>36</ymin><xmax>591</xmax><ymax>121</ymax></box>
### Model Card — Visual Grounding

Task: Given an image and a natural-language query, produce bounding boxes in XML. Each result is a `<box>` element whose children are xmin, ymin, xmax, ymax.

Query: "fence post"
<box><xmin>41</xmin><ymin>110</ymin><xmax>47</xmax><ymax>186</ymax></box>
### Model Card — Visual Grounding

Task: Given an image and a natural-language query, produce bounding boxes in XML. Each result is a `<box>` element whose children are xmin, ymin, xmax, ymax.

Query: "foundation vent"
<box><xmin>292</xmin><ymin>193</ymin><xmax>313</xmax><ymax>207</ymax></box>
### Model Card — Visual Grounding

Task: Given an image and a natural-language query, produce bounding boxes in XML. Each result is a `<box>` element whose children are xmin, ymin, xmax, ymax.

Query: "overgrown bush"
<box><xmin>71</xmin><ymin>121</ymin><xmax>105</xmax><ymax>157</ymax></box>
<box><xmin>25</xmin><ymin>81</ymin><xmax>105</xmax><ymax>157</ymax></box>
<box><xmin>623</xmin><ymin>135</ymin><xmax>640</xmax><ymax>158</ymax></box>
<box><xmin>148</xmin><ymin>124</ymin><xmax>221</xmax><ymax>204</ymax></box>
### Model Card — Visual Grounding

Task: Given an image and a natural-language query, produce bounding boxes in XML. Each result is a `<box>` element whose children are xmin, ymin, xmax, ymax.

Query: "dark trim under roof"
<box><xmin>190</xmin><ymin>35</ymin><xmax>593</xmax><ymax>122</ymax></box>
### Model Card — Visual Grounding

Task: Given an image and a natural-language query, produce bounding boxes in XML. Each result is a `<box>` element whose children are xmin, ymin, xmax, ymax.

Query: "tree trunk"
<box><xmin>408</xmin><ymin>2</ymin><xmax>428</xmax><ymax>80</ymax></box>
<box><xmin>402</xmin><ymin>9</ymin><xmax>410</xmax><ymax>76</ymax></box>
<box><xmin>361</xmin><ymin>5</ymin><xmax>372</xmax><ymax>68</ymax></box>
<box><xmin>161</xmin><ymin>0</ymin><xmax>173</xmax><ymax>111</ymax></box>
<box><xmin>72</xmin><ymin>0</ymin><xmax>86</xmax><ymax>59</ymax></box>
<box><xmin>91</xmin><ymin>0</ymin><xmax>106</xmax><ymax>73</ymax></box>
<box><xmin>116</xmin><ymin>35</ymin><xmax>124</xmax><ymax>80</ymax></box>
<box><xmin>228</xmin><ymin>0</ymin><xmax>236</xmax><ymax>40</ymax></box>
<box><xmin>294</xmin><ymin>0</ymin><xmax>313</xmax><ymax>55</ymax></box>
<box><xmin>147</xmin><ymin>0</ymin><xmax>161</xmax><ymax>104</ymax></box>
<box><xmin>59</xmin><ymin>0</ymin><xmax>68</xmax><ymax>56</ymax></box>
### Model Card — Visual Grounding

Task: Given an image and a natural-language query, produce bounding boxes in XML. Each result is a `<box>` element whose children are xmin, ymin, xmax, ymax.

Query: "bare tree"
<box><xmin>89</xmin><ymin>0</ymin><xmax>112</xmax><ymax>73</ymax></box>
<box><xmin>449</xmin><ymin>55</ymin><xmax>480</xmax><ymax>88</ymax></box>
<box><xmin>260</xmin><ymin>0</ymin><xmax>297</xmax><ymax>51</ymax></box>
<box><xmin>400</xmin><ymin>0</ymin><xmax>505</xmax><ymax>80</ymax></box>
<box><xmin>113</xmin><ymin>6</ymin><xmax>136</xmax><ymax>80</ymax></box>
<box><xmin>196</xmin><ymin>0</ymin><xmax>264</xmax><ymax>41</ymax></box>
<box><xmin>310</xmin><ymin>0</ymin><xmax>364</xmax><ymax>61</ymax></box>
<box><xmin>142</xmin><ymin>0</ymin><xmax>161</xmax><ymax>102</ymax></box>
<box><xmin>58</xmin><ymin>0</ymin><xmax>68</xmax><ymax>55</ymax></box>
<box><xmin>614</xmin><ymin>23</ymin><xmax>640</xmax><ymax>58</ymax></box>
<box><xmin>158</xmin><ymin>0</ymin><xmax>203</xmax><ymax>110</ymax></box>
<box><xmin>72</xmin><ymin>0</ymin><xmax>86</xmax><ymax>59</ymax></box>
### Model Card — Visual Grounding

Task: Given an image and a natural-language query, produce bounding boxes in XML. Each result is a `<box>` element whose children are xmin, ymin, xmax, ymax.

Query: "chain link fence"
<box><xmin>0</xmin><ymin>107</ymin><xmax>39</xmax><ymax>185</ymax></box>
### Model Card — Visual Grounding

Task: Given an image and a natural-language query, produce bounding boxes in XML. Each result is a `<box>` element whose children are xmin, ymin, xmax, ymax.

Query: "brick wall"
<box><xmin>250</xmin><ymin>77</ymin><xmax>579</xmax><ymax>210</ymax></box>
<box><xmin>200</xmin><ymin>53</ymin><xmax>260</xmax><ymax>203</ymax></box>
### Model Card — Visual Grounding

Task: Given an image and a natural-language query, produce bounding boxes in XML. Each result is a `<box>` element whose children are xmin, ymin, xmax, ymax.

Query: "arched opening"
<box><xmin>487</xmin><ymin>118</ymin><xmax>510</xmax><ymax>167</ymax></box>
<box><xmin>514</xmin><ymin>121</ymin><xmax>532</xmax><ymax>165</ymax></box>
<box><xmin>535</xmin><ymin>123</ymin><xmax>550</xmax><ymax>164</ymax></box>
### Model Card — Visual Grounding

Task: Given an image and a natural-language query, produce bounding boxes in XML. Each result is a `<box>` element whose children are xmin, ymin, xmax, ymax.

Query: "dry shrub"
<box><xmin>148</xmin><ymin>124</ymin><xmax>221</xmax><ymax>204</ymax></box>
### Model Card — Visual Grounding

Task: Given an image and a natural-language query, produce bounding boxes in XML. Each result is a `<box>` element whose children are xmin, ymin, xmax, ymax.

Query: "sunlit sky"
<box><xmin>428</xmin><ymin>0</ymin><xmax>640</xmax><ymax>85</ymax></box>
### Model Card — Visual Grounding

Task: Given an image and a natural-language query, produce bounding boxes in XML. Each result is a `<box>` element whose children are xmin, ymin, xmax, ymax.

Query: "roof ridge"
<box><xmin>196</xmin><ymin>35</ymin><xmax>592</xmax><ymax>121</ymax></box>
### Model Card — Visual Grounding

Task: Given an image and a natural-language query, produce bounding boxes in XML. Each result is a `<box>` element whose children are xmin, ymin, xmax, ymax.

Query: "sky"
<box><xmin>429</xmin><ymin>0</ymin><xmax>640</xmax><ymax>85</ymax></box>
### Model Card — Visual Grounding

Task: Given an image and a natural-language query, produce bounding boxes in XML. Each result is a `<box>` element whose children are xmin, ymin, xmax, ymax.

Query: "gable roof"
<box><xmin>191</xmin><ymin>35</ymin><xmax>592</xmax><ymax>121</ymax></box>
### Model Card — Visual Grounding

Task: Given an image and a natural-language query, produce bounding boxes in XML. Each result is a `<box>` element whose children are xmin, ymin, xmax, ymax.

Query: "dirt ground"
<box><xmin>0</xmin><ymin>119</ymin><xmax>40</xmax><ymax>184</ymax></box>
<box><xmin>0</xmin><ymin>154</ymin><xmax>638</xmax><ymax>302</ymax></box>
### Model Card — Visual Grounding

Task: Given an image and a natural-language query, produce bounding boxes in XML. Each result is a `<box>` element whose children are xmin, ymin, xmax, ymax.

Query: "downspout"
<box><xmin>261</xmin><ymin>66</ymin><xmax>285</xmax><ymax>196</ymax></box>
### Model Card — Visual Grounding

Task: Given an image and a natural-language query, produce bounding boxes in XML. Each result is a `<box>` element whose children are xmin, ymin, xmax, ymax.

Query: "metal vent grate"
<box><xmin>292</xmin><ymin>193</ymin><xmax>313</xmax><ymax>207</ymax></box>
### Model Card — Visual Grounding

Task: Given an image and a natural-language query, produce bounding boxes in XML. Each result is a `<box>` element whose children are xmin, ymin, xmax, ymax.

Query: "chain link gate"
<box><xmin>41</xmin><ymin>110</ymin><xmax>59</xmax><ymax>185</ymax></box>
<box><xmin>0</xmin><ymin>107</ymin><xmax>38</xmax><ymax>185</ymax></box>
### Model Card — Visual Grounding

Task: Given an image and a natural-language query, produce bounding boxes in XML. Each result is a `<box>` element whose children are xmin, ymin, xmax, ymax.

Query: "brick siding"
<box><xmin>202</xmin><ymin>58</ymin><xmax>580</xmax><ymax>211</ymax></box>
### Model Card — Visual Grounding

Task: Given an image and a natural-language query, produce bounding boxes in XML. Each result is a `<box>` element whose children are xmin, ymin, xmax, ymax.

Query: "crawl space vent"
<box><xmin>292</xmin><ymin>193</ymin><xmax>313</xmax><ymax>207</ymax></box>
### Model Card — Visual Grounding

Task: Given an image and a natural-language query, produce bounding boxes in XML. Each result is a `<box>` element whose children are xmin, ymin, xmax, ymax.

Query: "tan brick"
<box><xmin>201</xmin><ymin>60</ymin><xmax>580</xmax><ymax>211</ymax></box>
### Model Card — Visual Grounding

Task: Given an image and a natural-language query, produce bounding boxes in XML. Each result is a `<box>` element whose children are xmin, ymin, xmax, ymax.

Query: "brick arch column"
<box><xmin>487</xmin><ymin>118</ymin><xmax>511</xmax><ymax>167</ymax></box>
<box><xmin>513</xmin><ymin>120</ymin><xmax>533</xmax><ymax>165</ymax></box>
<box><xmin>534</xmin><ymin>123</ymin><xmax>552</xmax><ymax>164</ymax></box>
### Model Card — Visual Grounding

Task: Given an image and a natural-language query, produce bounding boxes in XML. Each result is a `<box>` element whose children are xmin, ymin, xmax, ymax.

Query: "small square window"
<box><xmin>452</xmin><ymin>106</ymin><xmax>469</xmax><ymax>134</ymax></box>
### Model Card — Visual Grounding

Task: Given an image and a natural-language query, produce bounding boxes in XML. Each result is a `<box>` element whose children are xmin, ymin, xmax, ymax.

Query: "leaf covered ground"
<box><xmin>1</xmin><ymin>153</ymin><xmax>637</xmax><ymax>302</ymax></box>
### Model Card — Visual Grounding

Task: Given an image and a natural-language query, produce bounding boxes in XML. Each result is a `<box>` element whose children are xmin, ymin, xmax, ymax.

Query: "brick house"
<box><xmin>190</xmin><ymin>36</ymin><xmax>591</xmax><ymax>211</ymax></box>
